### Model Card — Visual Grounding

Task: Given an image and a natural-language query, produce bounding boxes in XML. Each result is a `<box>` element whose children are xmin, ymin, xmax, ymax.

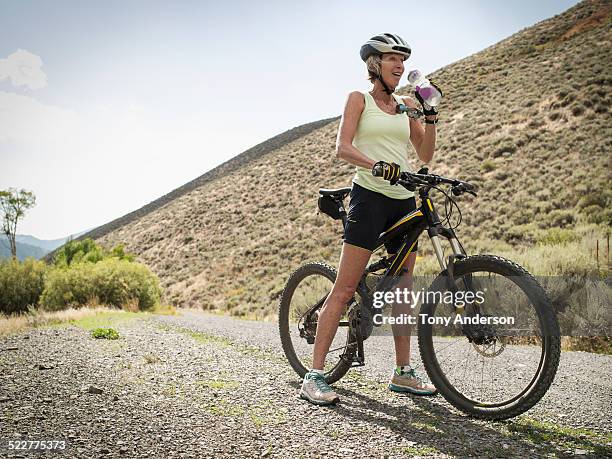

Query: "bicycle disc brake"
<box><xmin>473</xmin><ymin>337</ymin><xmax>506</xmax><ymax>357</ymax></box>
<box><xmin>462</xmin><ymin>313</ymin><xmax>500</xmax><ymax>347</ymax></box>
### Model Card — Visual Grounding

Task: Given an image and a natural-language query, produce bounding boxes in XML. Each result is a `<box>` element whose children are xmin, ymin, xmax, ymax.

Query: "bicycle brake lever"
<box><xmin>397</xmin><ymin>179</ymin><xmax>417</xmax><ymax>191</ymax></box>
<box><xmin>451</xmin><ymin>185</ymin><xmax>478</xmax><ymax>197</ymax></box>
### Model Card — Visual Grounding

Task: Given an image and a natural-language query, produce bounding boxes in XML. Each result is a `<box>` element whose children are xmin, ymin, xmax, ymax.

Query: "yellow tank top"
<box><xmin>352</xmin><ymin>91</ymin><xmax>414</xmax><ymax>199</ymax></box>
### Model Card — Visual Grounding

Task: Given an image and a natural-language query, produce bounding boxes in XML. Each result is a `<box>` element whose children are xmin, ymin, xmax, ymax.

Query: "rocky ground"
<box><xmin>0</xmin><ymin>309</ymin><xmax>610</xmax><ymax>458</ymax></box>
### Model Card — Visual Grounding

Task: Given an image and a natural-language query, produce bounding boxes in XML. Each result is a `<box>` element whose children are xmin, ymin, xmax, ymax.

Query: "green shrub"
<box><xmin>492</xmin><ymin>144</ymin><xmax>517</xmax><ymax>158</ymax></box>
<box><xmin>536</xmin><ymin>228</ymin><xmax>579</xmax><ymax>245</ymax></box>
<box><xmin>40</xmin><ymin>258</ymin><xmax>161</xmax><ymax>311</ymax></box>
<box><xmin>0</xmin><ymin>258</ymin><xmax>47</xmax><ymax>314</ymax></box>
<box><xmin>53</xmin><ymin>238</ymin><xmax>104</xmax><ymax>266</ymax></box>
<box><xmin>108</xmin><ymin>244</ymin><xmax>136</xmax><ymax>262</ymax></box>
<box><xmin>578</xmin><ymin>191</ymin><xmax>611</xmax><ymax>209</ymax></box>
<box><xmin>53</xmin><ymin>238</ymin><xmax>134</xmax><ymax>267</ymax></box>
<box><xmin>545</xmin><ymin>209</ymin><xmax>575</xmax><ymax>228</ymax></box>
<box><xmin>571</xmin><ymin>104</ymin><xmax>585</xmax><ymax>116</ymax></box>
<box><xmin>91</xmin><ymin>327</ymin><xmax>119</xmax><ymax>339</ymax></box>
<box><xmin>582</xmin><ymin>205</ymin><xmax>612</xmax><ymax>225</ymax></box>
<box><xmin>480</xmin><ymin>159</ymin><xmax>496</xmax><ymax>172</ymax></box>
<box><xmin>502</xmin><ymin>223</ymin><xmax>538</xmax><ymax>244</ymax></box>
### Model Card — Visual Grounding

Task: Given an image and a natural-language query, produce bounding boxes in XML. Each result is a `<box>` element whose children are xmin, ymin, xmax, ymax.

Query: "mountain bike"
<box><xmin>278</xmin><ymin>161</ymin><xmax>561</xmax><ymax>420</ymax></box>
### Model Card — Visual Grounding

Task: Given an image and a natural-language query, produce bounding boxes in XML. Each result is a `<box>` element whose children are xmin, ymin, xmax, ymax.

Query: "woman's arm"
<box><xmin>336</xmin><ymin>92</ymin><xmax>377</xmax><ymax>169</ymax></box>
<box><xmin>403</xmin><ymin>97</ymin><xmax>436</xmax><ymax>164</ymax></box>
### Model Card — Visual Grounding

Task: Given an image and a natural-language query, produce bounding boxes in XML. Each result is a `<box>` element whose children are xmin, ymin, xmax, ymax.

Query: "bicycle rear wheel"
<box><xmin>418</xmin><ymin>255</ymin><xmax>561</xmax><ymax>420</ymax></box>
<box><xmin>278</xmin><ymin>262</ymin><xmax>355</xmax><ymax>384</ymax></box>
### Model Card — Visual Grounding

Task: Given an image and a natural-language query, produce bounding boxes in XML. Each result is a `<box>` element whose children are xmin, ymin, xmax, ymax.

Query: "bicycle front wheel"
<box><xmin>418</xmin><ymin>255</ymin><xmax>561</xmax><ymax>420</ymax></box>
<box><xmin>278</xmin><ymin>262</ymin><xmax>355</xmax><ymax>384</ymax></box>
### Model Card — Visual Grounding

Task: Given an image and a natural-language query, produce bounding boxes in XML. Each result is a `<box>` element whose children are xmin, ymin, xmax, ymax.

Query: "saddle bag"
<box><xmin>318</xmin><ymin>195</ymin><xmax>346</xmax><ymax>220</ymax></box>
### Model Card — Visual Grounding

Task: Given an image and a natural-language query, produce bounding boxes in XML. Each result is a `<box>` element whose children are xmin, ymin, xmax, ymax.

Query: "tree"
<box><xmin>0</xmin><ymin>188</ymin><xmax>36</xmax><ymax>259</ymax></box>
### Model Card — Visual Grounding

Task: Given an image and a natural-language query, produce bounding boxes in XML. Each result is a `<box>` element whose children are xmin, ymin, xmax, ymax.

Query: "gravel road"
<box><xmin>0</xmin><ymin>309</ymin><xmax>610</xmax><ymax>458</ymax></box>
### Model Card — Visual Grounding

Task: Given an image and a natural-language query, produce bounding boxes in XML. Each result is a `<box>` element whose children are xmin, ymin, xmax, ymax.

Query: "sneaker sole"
<box><xmin>388</xmin><ymin>383</ymin><xmax>438</xmax><ymax>396</ymax></box>
<box><xmin>299</xmin><ymin>391</ymin><xmax>340</xmax><ymax>406</ymax></box>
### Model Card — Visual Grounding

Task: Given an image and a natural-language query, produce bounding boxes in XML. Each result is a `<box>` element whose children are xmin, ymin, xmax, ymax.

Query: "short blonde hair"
<box><xmin>365</xmin><ymin>54</ymin><xmax>382</xmax><ymax>83</ymax></box>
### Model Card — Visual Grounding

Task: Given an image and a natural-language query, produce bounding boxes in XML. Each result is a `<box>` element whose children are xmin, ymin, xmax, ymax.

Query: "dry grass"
<box><xmin>415</xmin><ymin>224</ymin><xmax>610</xmax><ymax>277</ymax></box>
<box><xmin>94</xmin><ymin>0</ymin><xmax>610</xmax><ymax>321</ymax></box>
<box><xmin>0</xmin><ymin>301</ymin><xmax>179</xmax><ymax>337</ymax></box>
<box><xmin>150</xmin><ymin>303</ymin><xmax>178</xmax><ymax>315</ymax></box>
<box><xmin>0</xmin><ymin>305</ymin><xmax>116</xmax><ymax>337</ymax></box>
<box><xmin>560</xmin><ymin>336</ymin><xmax>611</xmax><ymax>354</ymax></box>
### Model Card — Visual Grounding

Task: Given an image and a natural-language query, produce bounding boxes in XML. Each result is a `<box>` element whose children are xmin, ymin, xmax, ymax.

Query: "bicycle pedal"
<box><xmin>341</xmin><ymin>354</ymin><xmax>365</xmax><ymax>367</ymax></box>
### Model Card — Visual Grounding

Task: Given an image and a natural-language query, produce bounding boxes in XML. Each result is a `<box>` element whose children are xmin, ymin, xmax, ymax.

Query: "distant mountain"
<box><xmin>15</xmin><ymin>234</ymin><xmax>69</xmax><ymax>252</ymax></box>
<box><xmin>1</xmin><ymin>230</ymin><xmax>89</xmax><ymax>260</ymax></box>
<box><xmin>0</xmin><ymin>239</ymin><xmax>47</xmax><ymax>260</ymax></box>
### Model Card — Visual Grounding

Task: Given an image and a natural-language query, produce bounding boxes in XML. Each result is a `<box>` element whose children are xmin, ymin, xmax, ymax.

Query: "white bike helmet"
<box><xmin>360</xmin><ymin>33</ymin><xmax>411</xmax><ymax>62</ymax></box>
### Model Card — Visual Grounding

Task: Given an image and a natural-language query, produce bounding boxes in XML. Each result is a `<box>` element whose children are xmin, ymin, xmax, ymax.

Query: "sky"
<box><xmin>0</xmin><ymin>0</ymin><xmax>580</xmax><ymax>240</ymax></box>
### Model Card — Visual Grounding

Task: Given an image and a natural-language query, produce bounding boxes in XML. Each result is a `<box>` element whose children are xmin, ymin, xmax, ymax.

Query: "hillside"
<box><xmin>95</xmin><ymin>0</ymin><xmax>611</xmax><ymax>316</ymax></box>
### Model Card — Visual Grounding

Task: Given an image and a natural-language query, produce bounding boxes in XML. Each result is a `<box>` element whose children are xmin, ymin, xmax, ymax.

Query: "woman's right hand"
<box><xmin>372</xmin><ymin>161</ymin><xmax>401</xmax><ymax>184</ymax></box>
<box><xmin>414</xmin><ymin>80</ymin><xmax>442</xmax><ymax>117</ymax></box>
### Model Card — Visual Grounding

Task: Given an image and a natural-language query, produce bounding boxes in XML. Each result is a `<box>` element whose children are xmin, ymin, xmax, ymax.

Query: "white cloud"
<box><xmin>0</xmin><ymin>91</ymin><xmax>78</xmax><ymax>147</ymax></box>
<box><xmin>0</xmin><ymin>49</ymin><xmax>47</xmax><ymax>90</ymax></box>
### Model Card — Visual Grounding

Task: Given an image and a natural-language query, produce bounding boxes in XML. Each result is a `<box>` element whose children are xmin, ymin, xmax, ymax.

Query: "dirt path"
<box><xmin>0</xmin><ymin>310</ymin><xmax>610</xmax><ymax>458</ymax></box>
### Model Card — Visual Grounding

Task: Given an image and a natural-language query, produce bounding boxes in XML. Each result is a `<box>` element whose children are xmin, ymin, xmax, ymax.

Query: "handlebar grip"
<box><xmin>372</xmin><ymin>163</ymin><xmax>384</xmax><ymax>177</ymax></box>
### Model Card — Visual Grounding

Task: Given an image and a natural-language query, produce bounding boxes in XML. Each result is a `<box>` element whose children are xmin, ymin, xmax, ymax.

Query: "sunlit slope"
<box><xmin>97</xmin><ymin>0</ymin><xmax>610</xmax><ymax>316</ymax></box>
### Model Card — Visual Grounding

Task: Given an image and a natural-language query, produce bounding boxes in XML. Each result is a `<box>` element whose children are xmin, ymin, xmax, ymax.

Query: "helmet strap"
<box><xmin>377</xmin><ymin>74</ymin><xmax>394</xmax><ymax>95</ymax></box>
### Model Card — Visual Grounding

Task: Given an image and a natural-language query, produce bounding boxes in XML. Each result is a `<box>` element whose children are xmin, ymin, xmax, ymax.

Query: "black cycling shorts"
<box><xmin>343</xmin><ymin>182</ymin><xmax>419</xmax><ymax>254</ymax></box>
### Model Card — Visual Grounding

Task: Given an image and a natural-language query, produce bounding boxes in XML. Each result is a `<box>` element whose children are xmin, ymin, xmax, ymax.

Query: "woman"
<box><xmin>300</xmin><ymin>33</ymin><xmax>441</xmax><ymax>406</ymax></box>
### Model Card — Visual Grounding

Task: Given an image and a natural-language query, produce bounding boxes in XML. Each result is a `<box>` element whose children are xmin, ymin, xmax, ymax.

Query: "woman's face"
<box><xmin>381</xmin><ymin>53</ymin><xmax>405</xmax><ymax>86</ymax></box>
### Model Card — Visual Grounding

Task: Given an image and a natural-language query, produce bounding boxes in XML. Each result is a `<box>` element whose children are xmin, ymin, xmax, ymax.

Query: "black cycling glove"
<box><xmin>372</xmin><ymin>161</ymin><xmax>401</xmax><ymax>185</ymax></box>
<box><xmin>414</xmin><ymin>80</ymin><xmax>443</xmax><ymax>117</ymax></box>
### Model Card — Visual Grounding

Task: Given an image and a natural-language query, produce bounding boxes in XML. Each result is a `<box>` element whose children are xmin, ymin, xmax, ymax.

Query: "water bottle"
<box><xmin>407</xmin><ymin>70</ymin><xmax>442</xmax><ymax>107</ymax></box>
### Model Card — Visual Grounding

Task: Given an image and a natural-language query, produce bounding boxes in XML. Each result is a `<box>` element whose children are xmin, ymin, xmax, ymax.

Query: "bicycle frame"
<box><xmin>355</xmin><ymin>185</ymin><xmax>467</xmax><ymax>287</ymax></box>
<box><xmin>340</xmin><ymin>185</ymin><xmax>470</xmax><ymax>367</ymax></box>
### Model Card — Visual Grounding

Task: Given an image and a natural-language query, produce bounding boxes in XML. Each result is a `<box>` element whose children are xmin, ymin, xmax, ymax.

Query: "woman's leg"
<box><xmin>388</xmin><ymin>250</ymin><xmax>437</xmax><ymax>395</ymax></box>
<box><xmin>311</xmin><ymin>242</ymin><xmax>372</xmax><ymax>370</ymax></box>
<box><xmin>391</xmin><ymin>251</ymin><xmax>417</xmax><ymax>366</ymax></box>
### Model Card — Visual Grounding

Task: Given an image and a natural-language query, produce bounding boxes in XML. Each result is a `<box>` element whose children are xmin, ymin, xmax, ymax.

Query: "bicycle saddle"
<box><xmin>318</xmin><ymin>187</ymin><xmax>351</xmax><ymax>199</ymax></box>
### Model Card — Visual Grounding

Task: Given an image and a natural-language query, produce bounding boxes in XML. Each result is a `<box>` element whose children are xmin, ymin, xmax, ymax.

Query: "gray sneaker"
<box><xmin>300</xmin><ymin>371</ymin><xmax>340</xmax><ymax>405</ymax></box>
<box><xmin>388</xmin><ymin>367</ymin><xmax>438</xmax><ymax>396</ymax></box>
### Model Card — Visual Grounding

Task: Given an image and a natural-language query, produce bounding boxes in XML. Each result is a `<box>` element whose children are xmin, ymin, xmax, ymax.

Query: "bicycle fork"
<box><xmin>429</xmin><ymin>229</ymin><xmax>486</xmax><ymax>325</ymax></box>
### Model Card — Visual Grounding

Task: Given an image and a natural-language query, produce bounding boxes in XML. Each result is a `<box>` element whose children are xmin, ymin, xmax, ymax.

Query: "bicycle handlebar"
<box><xmin>372</xmin><ymin>165</ymin><xmax>477</xmax><ymax>197</ymax></box>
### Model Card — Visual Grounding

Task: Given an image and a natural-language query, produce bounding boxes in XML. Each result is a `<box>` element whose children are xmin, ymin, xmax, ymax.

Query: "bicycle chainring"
<box><xmin>349</xmin><ymin>301</ymin><xmax>373</xmax><ymax>341</ymax></box>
